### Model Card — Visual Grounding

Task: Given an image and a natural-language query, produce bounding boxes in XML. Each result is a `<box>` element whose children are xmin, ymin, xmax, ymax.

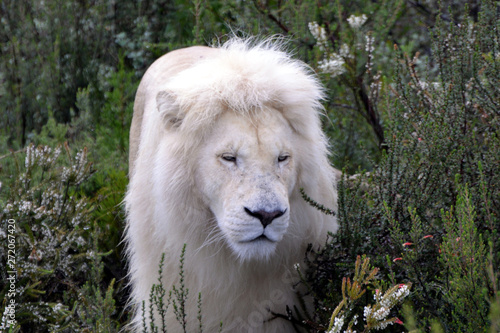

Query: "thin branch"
<box><xmin>0</xmin><ymin>149</ymin><xmax>25</xmax><ymax>161</ymax></box>
<box><xmin>330</xmin><ymin>103</ymin><xmax>359</xmax><ymax>112</ymax></box>
<box><xmin>252</xmin><ymin>0</ymin><xmax>290</xmax><ymax>34</ymax></box>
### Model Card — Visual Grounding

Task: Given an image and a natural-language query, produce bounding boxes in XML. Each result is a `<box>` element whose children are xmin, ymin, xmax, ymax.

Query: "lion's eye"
<box><xmin>278</xmin><ymin>155</ymin><xmax>289</xmax><ymax>163</ymax></box>
<box><xmin>221</xmin><ymin>154</ymin><xmax>237</xmax><ymax>163</ymax></box>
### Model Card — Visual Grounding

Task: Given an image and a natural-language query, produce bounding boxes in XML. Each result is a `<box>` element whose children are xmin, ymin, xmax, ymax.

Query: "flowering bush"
<box><xmin>0</xmin><ymin>144</ymin><xmax>119</xmax><ymax>332</ymax></box>
<box><xmin>317</xmin><ymin>256</ymin><xmax>410</xmax><ymax>333</ymax></box>
<box><xmin>304</xmin><ymin>1</ymin><xmax>499</xmax><ymax>331</ymax></box>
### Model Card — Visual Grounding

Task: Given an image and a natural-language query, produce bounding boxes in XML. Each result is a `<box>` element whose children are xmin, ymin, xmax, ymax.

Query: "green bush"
<box><xmin>142</xmin><ymin>246</ymin><xmax>210</xmax><ymax>333</ymax></box>
<box><xmin>304</xmin><ymin>1</ymin><xmax>499</xmax><ymax>331</ymax></box>
<box><xmin>0</xmin><ymin>144</ymin><xmax>121</xmax><ymax>332</ymax></box>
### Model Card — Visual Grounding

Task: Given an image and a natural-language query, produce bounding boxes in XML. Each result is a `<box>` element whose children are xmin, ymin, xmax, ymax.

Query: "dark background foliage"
<box><xmin>0</xmin><ymin>0</ymin><xmax>498</xmax><ymax>332</ymax></box>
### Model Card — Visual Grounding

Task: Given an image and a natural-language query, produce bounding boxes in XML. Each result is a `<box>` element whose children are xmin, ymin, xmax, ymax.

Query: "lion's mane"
<box><xmin>125</xmin><ymin>37</ymin><xmax>338</xmax><ymax>332</ymax></box>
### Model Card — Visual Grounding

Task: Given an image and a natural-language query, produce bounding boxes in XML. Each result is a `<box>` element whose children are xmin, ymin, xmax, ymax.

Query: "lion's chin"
<box><xmin>229</xmin><ymin>237</ymin><xmax>279</xmax><ymax>262</ymax></box>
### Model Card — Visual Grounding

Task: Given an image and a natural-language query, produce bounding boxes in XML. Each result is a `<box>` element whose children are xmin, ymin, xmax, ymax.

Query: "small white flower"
<box><xmin>3</xmin><ymin>203</ymin><xmax>13</xmax><ymax>213</ymax></box>
<box><xmin>328</xmin><ymin>315</ymin><xmax>345</xmax><ymax>333</ymax></box>
<box><xmin>432</xmin><ymin>82</ymin><xmax>442</xmax><ymax>90</ymax></box>
<box><xmin>308</xmin><ymin>21</ymin><xmax>329</xmax><ymax>51</ymax></box>
<box><xmin>364</xmin><ymin>305</ymin><xmax>372</xmax><ymax>320</ymax></box>
<box><xmin>34</xmin><ymin>206</ymin><xmax>46</xmax><ymax>219</ymax></box>
<box><xmin>319</xmin><ymin>53</ymin><xmax>346</xmax><ymax>77</ymax></box>
<box><xmin>373</xmin><ymin>306</ymin><xmax>390</xmax><ymax>320</ymax></box>
<box><xmin>394</xmin><ymin>284</ymin><xmax>410</xmax><ymax>299</ymax></box>
<box><xmin>20</xmin><ymin>200</ymin><xmax>33</xmax><ymax>214</ymax></box>
<box><xmin>25</xmin><ymin>144</ymin><xmax>34</xmax><ymax>169</ymax></box>
<box><xmin>339</xmin><ymin>43</ymin><xmax>353</xmax><ymax>59</ymax></box>
<box><xmin>53</xmin><ymin>303</ymin><xmax>64</xmax><ymax>312</ymax></box>
<box><xmin>365</xmin><ymin>35</ymin><xmax>375</xmax><ymax>72</ymax></box>
<box><xmin>374</xmin><ymin>320</ymin><xmax>392</xmax><ymax>330</ymax></box>
<box><xmin>347</xmin><ymin>14</ymin><xmax>368</xmax><ymax>29</ymax></box>
<box><xmin>76</xmin><ymin>236</ymin><xmax>85</xmax><ymax>246</ymax></box>
<box><xmin>418</xmin><ymin>80</ymin><xmax>429</xmax><ymax>90</ymax></box>
<box><xmin>365</xmin><ymin>35</ymin><xmax>375</xmax><ymax>53</ymax></box>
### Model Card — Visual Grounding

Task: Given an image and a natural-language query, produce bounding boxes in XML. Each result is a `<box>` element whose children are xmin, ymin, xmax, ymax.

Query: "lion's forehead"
<box><xmin>209</xmin><ymin>109</ymin><xmax>295</xmax><ymax>154</ymax></box>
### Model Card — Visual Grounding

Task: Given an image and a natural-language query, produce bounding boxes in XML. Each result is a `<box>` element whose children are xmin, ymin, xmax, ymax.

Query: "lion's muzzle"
<box><xmin>243</xmin><ymin>207</ymin><xmax>287</xmax><ymax>228</ymax></box>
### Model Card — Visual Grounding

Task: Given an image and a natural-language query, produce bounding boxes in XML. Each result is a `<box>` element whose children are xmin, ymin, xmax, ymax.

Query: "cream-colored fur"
<box><xmin>125</xmin><ymin>38</ymin><xmax>338</xmax><ymax>332</ymax></box>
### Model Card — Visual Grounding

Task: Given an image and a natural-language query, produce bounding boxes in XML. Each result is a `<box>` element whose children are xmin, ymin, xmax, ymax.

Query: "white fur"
<box><xmin>125</xmin><ymin>37</ymin><xmax>338</xmax><ymax>332</ymax></box>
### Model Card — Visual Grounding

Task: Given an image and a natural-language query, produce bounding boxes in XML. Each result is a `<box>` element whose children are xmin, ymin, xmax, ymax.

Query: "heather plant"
<box><xmin>310</xmin><ymin>256</ymin><xmax>411</xmax><ymax>333</ymax></box>
<box><xmin>141</xmin><ymin>245</ymin><xmax>212</xmax><ymax>333</ymax></box>
<box><xmin>387</xmin><ymin>3</ymin><xmax>499</xmax><ymax>327</ymax></box>
<box><xmin>438</xmin><ymin>185</ymin><xmax>490</xmax><ymax>332</ymax></box>
<box><xmin>305</xmin><ymin>0</ymin><xmax>408</xmax><ymax>171</ymax></box>
<box><xmin>0</xmin><ymin>144</ymin><xmax>121</xmax><ymax>332</ymax></box>
<box><xmin>63</xmin><ymin>227</ymin><xmax>120</xmax><ymax>333</ymax></box>
<box><xmin>305</xmin><ymin>0</ymin><xmax>499</xmax><ymax>331</ymax></box>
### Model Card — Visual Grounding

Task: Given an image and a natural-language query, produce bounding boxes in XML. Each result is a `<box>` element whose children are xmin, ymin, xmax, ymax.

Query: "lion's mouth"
<box><xmin>240</xmin><ymin>234</ymin><xmax>276</xmax><ymax>243</ymax></box>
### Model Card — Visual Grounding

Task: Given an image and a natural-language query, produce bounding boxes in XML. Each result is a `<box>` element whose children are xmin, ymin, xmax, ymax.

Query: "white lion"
<box><xmin>125</xmin><ymin>37</ymin><xmax>338</xmax><ymax>332</ymax></box>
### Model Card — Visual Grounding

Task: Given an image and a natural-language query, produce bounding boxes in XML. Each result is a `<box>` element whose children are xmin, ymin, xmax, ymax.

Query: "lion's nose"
<box><xmin>244</xmin><ymin>207</ymin><xmax>286</xmax><ymax>228</ymax></box>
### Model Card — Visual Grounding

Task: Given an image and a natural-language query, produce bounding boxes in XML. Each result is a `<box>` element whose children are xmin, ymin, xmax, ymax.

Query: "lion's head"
<box><xmin>144</xmin><ymin>38</ymin><xmax>335</xmax><ymax>262</ymax></box>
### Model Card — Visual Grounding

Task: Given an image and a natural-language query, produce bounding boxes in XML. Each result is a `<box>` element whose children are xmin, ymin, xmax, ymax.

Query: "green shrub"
<box><xmin>142</xmin><ymin>246</ymin><xmax>212</xmax><ymax>333</ymax></box>
<box><xmin>0</xmin><ymin>144</ymin><xmax>121</xmax><ymax>332</ymax></box>
<box><xmin>305</xmin><ymin>1</ymin><xmax>499</xmax><ymax>331</ymax></box>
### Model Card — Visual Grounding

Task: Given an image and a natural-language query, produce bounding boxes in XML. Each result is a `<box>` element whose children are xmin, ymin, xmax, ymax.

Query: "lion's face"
<box><xmin>195</xmin><ymin>108</ymin><xmax>298</xmax><ymax>261</ymax></box>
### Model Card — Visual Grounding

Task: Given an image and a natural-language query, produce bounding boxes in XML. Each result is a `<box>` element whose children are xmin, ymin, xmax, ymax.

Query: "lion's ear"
<box><xmin>156</xmin><ymin>90</ymin><xmax>183</xmax><ymax>130</ymax></box>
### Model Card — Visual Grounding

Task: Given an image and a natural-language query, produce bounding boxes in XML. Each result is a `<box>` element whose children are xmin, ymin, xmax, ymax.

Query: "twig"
<box><xmin>0</xmin><ymin>148</ymin><xmax>25</xmax><ymax>160</ymax></box>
